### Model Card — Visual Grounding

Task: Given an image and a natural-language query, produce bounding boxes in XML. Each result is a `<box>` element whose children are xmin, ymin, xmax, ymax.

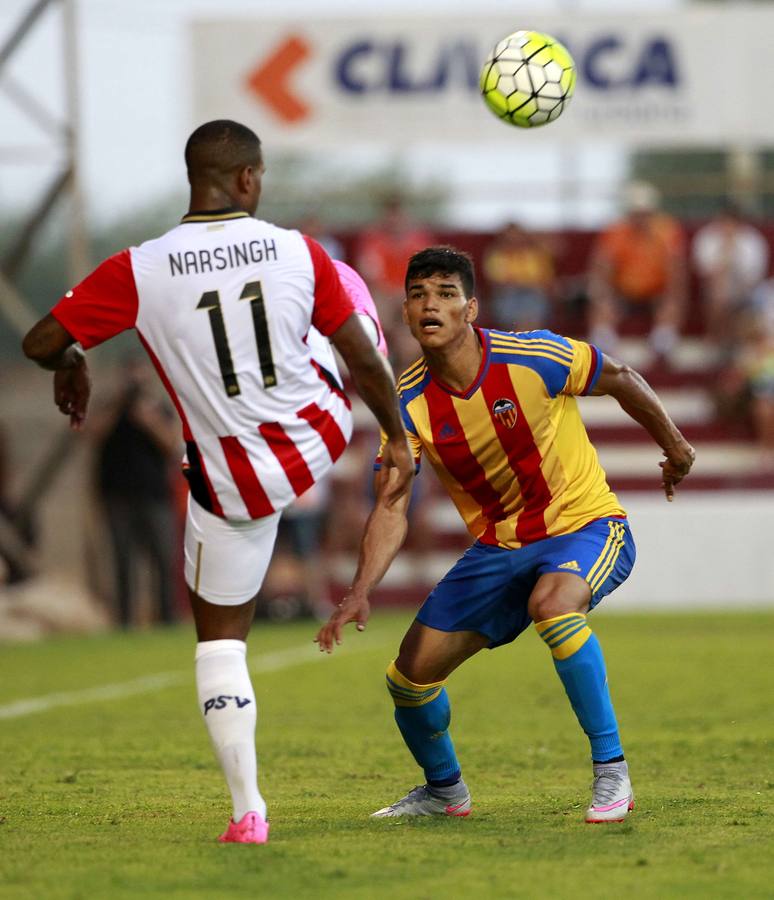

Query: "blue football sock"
<box><xmin>386</xmin><ymin>661</ymin><xmax>461</xmax><ymax>785</ymax></box>
<box><xmin>535</xmin><ymin>613</ymin><xmax>623</xmax><ymax>762</ymax></box>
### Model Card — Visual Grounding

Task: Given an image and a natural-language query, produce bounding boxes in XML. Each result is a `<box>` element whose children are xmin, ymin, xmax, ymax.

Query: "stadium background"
<box><xmin>1</xmin><ymin>3</ymin><xmax>773</xmax><ymax>897</ymax></box>
<box><xmin>2</xmin><ymin>0</ymin><xmax>773</xmax><ymax>631</ymax></box>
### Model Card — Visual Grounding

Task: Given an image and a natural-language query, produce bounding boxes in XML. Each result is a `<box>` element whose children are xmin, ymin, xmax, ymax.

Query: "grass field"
<box><xmin>0</xmin><ymin>610</ymin><xmax>772</xmax><ymax>899</ymax></box>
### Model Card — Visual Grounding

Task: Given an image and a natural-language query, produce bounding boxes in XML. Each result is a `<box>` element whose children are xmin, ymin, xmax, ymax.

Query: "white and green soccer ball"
<box><xmin>480</xmin><ymin>30</ymin><xmax>576</xmax><ymax>128</ymax></box>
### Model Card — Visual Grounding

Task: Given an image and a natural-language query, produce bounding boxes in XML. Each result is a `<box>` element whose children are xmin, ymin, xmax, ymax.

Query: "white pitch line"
<box><xmin>249</xmin><ymin>643</ymin><xmax>336</xmax><ymax>674</ymax></box>
<box><xmin>0</xmin><ymin>672</ymin><xmax>186</xmax><ymax>721</ymax></box>
<box><xmin>0</xmin><ymin>639</ymin><xmax>381</xmax><ymax>721</ymax></box>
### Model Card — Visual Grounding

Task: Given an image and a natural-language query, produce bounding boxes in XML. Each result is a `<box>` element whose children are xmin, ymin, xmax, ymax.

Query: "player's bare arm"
<box><xmin>592</xmin><ymin>354</ymin><xmax>695</xmax><ymax>500</ymax></box>
<box><xmin>315</xmin><ymin>468</ymin><xmax>411</xmax><ymax>653</ymax></box>
<box><xmin>22</xmin><ymin>313</ymin><xmax>91</xmax><ymax>430</ymax></box>
<box><xmin>331</xmin><ymin>313</ymin><xmax>414</xmax><ymax>504</ymax></box>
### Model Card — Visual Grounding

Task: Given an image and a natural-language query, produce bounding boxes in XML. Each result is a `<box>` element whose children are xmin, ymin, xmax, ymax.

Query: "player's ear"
<box><xmin>237</xmin><ymin>165</ymin><xmax>254</xmax><ymax>194</ymax></box>
<box><xmin>465</xmin><ymin>296</ymin><xmax>479</xmax><ymax>324</ymax></box>
<box><xmin>402</xmin><ymin>299</ymin><xmax>409</xmax><ymax>324</ymax></box>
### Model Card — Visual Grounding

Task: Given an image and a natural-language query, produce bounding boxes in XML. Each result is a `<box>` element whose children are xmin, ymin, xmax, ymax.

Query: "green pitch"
<box><xmin>0</xmin><ymin>611</ymin><xmax>772</xmax><ymax>899</ymax></box>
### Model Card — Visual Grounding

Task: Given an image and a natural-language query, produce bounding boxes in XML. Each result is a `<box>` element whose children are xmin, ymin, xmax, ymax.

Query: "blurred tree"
<box><xmin>631</xmin><ymin>148</ymin><xmax>774</xmax><ymax>220</ymax></box>
<box><xmin>257</xmin><ymin>154</ymin><xmax>446</xmax><ymax>229</ymax></box>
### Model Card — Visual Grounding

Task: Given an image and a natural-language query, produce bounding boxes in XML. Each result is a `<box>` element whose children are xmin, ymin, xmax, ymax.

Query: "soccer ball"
<box><xmin>480</xmin><ymin>30</ymin><xmax>576</xmax><ymax>128</ymax></box>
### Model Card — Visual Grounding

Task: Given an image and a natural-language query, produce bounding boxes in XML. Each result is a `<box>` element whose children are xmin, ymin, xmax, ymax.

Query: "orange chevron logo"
<box><xmin>245</xmin><ymin>35</ymin><xmax>311</xmax><ymax>124</ymax></box>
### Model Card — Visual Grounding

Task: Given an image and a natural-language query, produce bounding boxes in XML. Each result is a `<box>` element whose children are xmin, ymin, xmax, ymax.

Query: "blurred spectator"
<box><xmin>296</xmin><ymin>212</ymin><xmax>344</xmax><ymax>261</ymax></box>
<box><xmin>587</xmin><ymin>181</ymin><xmax>687</xmax><ymax>366</ymax></box>
<box><xmin>356</xmin><ymin>194</ymin><xmax>435</xmax><ymax>370</ymax></box>
<box><xmin>482</xmin><ymin>222</ymin><xmax>555</xmax><ymax>330</ymax></box>
<box><xmin>89</xmin><ymin>356</ymin><xmax>181</xmax><ymax>627</ymax></box>
<box><xmin>261</xmin><ymin>477</ymin><xmax>332</xmax><ymax>620</ymax></box>
<box><xmin>356</xmin><ymin>194</ymin><xmax>435</xmax><ymax>300</ymax></box>
<box><xmin>745</xmin><ymin>339</ymin><xmax>774</xmax><ymax>470</ymax></box>
<box><xmin>751</xmin><ymin>277</ymin><xmax>774</xmax><ymax>336</ymax></box>
<box><xmin>692</xmin><ymin>202</ymin><xmax>769</xmax><ymax>349</ymax></box>
<box><xmin>716</xmin><ymin>308</ymin><xmax>774</xmax><ymax>470</ymax></box>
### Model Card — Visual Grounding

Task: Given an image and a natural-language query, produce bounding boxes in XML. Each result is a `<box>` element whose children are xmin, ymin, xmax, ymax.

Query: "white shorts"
<box><xmin>183</xmin><ymin>495</ymin><xmax>281</xmax><ymax>606</ymax></box>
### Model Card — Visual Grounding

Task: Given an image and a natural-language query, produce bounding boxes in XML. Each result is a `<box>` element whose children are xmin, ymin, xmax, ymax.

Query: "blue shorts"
<box><xmin>416</xmin><ymin>518</ymin><xmax>636</xmax><ymax>649</ymax></box>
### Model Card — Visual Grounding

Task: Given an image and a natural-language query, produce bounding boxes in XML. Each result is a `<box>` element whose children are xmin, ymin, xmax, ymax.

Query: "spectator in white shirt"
<box><xmin>692</xmin><ymin>202</ymin><xmax>770</xmax><ymax>348</ymax></box>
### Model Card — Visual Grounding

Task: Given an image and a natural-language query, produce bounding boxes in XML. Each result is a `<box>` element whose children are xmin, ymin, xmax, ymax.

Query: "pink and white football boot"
<box><xmin>218</xmin><ymin>811</ymin><xmax>270</xmax><ymax>844</ymax></box>
<box><xmin>585</xmin><ymin>760</ymin><xmax>635</xmax><ymax>824</ymax></box>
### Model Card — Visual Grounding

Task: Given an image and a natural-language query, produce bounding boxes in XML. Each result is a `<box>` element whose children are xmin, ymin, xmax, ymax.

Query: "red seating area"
<box><xmin>313</xmin><ymin>224</ymin><xmax>774</xmax><ymax>605</ymax></box>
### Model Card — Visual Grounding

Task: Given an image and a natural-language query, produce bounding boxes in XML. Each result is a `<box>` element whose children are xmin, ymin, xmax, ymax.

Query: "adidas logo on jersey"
<box><xmin>558</xmin><ymin>560</ymin><xmax>581</xmax><ymax>572</ymax></box>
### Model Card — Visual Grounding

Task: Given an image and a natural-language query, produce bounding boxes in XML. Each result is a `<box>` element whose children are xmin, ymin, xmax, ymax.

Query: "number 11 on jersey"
<box><xmin>241</xmin><ymin>281</ymin><xmax>276</xmax><ymax>389</ymax></box>
<box><xmin>197</xmin><ymin>280</ymin><xmax>277</xmax><ymax>398</ymax></box>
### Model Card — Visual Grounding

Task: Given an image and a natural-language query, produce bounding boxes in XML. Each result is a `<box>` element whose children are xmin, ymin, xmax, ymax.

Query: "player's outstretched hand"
<box><xmin>54</xmin><ymin>360</ymin><xmax>91</xmax><ymax>430</ymax></box>
<box><xmin>314</xmin><ymin>591</ymin><xmax>371</xmax><ymax>654</ymax></box>
<box><xmin>659</xmin><ymin>438</ymin><xmax>695</xmax><ymax>501</ymax></box>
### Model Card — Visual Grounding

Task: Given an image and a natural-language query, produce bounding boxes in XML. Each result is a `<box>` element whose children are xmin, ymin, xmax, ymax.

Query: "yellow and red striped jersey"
<box><xmin>377</xmin><ymin>328</ymin><xmax>625</xmax><ymax>549</ymax></box>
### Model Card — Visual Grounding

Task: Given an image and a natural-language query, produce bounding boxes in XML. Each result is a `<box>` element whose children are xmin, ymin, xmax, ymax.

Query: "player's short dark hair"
<box><xmin>405</xmin><ymin>246</ymin><xmax>476</xmax><ymax>298</ymax></box>
<box><xmin>184</xmin><ymin>120</ymin><xmax>262</xmax><ymax>181</ymax></box>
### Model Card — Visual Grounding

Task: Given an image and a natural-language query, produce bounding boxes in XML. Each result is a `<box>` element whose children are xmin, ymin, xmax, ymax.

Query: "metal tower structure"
<box><xmin>0</xmin><ymin>0</ymin><xmax>88</xmax><ymax>581</ymax></box>
<box><xmin>0</xmin><ymin>0</ymin><xmax>88</xmax><ymax>337</ymax></box>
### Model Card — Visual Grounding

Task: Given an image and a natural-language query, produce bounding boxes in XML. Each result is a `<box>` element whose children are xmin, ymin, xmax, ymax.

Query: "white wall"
<box><xmin>332</xmin><ymin>491</ymin><xmax>774</xmax><ymax>610</ymax></box>
<box><xmin>608</xmin><ymin>492</ymin><xmax>774</xmax><ymax>610</ymax></box>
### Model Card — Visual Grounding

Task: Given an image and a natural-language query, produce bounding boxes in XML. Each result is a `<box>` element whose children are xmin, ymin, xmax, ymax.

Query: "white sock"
<box><xmin>195</xmin><ymin>639</ymin><xmax>267</xmax><ymax>821</ymax></box>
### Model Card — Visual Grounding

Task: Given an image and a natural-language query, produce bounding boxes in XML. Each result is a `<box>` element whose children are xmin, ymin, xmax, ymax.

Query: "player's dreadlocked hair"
<box><xmin>405</xmin><ymin>246</ymin><xmax>476</xmax><ymax>298</ymax></box>
<box><xmin>184</xmin><ymin>120</ymin><xmax>262</xmax><ymax>184</ymax></box>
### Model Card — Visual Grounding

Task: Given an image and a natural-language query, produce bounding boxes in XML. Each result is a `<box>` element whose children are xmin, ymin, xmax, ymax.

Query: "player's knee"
<box><xmin>528</xmin><ymin>588</ymin><xmax>572</xmax><ymax>623</ymax></box>
<box><xmin>528</xmin><ymin>574</ymin><xmax>591</xmax><ymax>623</ymax></box>
<box><xmin>527</xmin><ymin>582</ymin><xmax>552</xmax><ymax>619</ymax></box>
<box><xmin>385</xmin><ymin>660</ymin><xmax>446</xmax><ymax>709</ymax></box>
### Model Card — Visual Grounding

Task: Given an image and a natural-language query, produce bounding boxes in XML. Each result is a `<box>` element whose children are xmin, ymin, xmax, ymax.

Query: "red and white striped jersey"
<box><xmin>51</xmin><ymin>209</ymin><xmax>357</xmax><ymax>522</ymax></box>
